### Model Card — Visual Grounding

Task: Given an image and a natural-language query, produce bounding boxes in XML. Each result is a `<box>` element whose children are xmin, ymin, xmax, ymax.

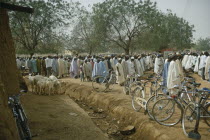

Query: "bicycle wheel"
<box><xmin>18</xmin><ymin>106</ymin><xmax>32</xmax><ymax>139</ymax></box>
<box><xmin>146</xmin><ymin>93</ymin><xmax>165</xmax><ymax>119</ymax></box>
<box><xmin>152</xmin><ymin>98</ymin><xmax>183</xmax><ymax>126</ymax></box>
<box><xmin>204</xmin><ymin>103</ymin><xmax>210</xmax><ymax>127</ymax></box>
<box><xmin>182</xmin><ymin>102</ymin><xmax>197</xmax><ymax>136</ymax></box>
<box><xmin>16</xmin><ymin>118</ymin><xmax>25</xmax><ymax>140</ymax></box>
<box><xmin>92</xmin><ymin>76</ymin><xmax>108</xmax><ymax>92</ymax></box>
<box><xmin>123</xmin><ymin>79</ymin><xmax>130</xmax><ymax>95</ymax></box>
<box><xmin>132</xmin><ymin>86</ymin><xmax>145</xmax><ymax>111</ymax></box>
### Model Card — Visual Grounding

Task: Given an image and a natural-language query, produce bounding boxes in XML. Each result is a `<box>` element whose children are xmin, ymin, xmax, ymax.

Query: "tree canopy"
<box><xmin>10</xmin><ymin>0</ymin><xmax>195</xmax><ymax>56</ymax></box>
<box><xmin>9</xmin><ymin>0</ymin><xmax>80</xmax><ymax>56</ymax></box>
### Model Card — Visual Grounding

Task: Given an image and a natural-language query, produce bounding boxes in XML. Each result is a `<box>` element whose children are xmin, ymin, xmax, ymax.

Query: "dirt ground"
<box><xmin>20</xmin><ymin>71</ymin><xmax>210</xmax><ymax>140</ymax></box>
<box><xmin>21</xmin><ymin>94</ymin><xmax>110</xmax><ymax>140</ymax></box>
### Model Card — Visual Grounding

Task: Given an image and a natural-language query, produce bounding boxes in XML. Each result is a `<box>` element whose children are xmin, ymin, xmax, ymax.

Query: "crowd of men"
<box><xmin>16</xmin><ymin>51</ymin><xmax>210</xmax><ymax>95</ymax></box>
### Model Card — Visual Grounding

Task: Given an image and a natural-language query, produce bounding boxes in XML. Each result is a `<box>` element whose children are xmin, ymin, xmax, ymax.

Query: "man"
<box><xmin>58</xmin><ymin>56</ymin><xmax>65</xmax><ymax>78</ymax></box>
<box><xmin>45</xmin><ymin>56</ymin><xmax>53</xmax><ymax>77</ymax></box>
<box><xmin>41</xmin><ymin>57</ymin><xmax>47</xmax><ymax>76</ymax></box>
<box><xmin>31</xmin><ymin>57</ymin><xmax>38</xmax><ymax>75</ymax></box>
<box><xmin>154</xmin><ymin>54</ymin><xmax>164</xmax><ymax>75</ymax></box>
<box><xmin>52</xmin><ymin>56</ymin><xmax>59</xmax><ymax>77</ymax></box>
<box><xmin>83</xmin><ymin>59</ymin><xmax>92</xmax><ymax>81</ymax></box>
<box><xmin>128</xmin><ymin>57</ymin><xmax>136</xmax><ymax>76</ymax></box>
<box><xmin>70</xmin><ymin>57</ymin><xmax>79</xmax><ymax>78</ymax></box>
<box><xmin>36</xmin><ymin>57</ymin><xmax>41</xmax><ymax>75</ymax></box>
<box><xmin>116</xmin><ymin>58</ymin><xmax>125</xmax><ymax>85</ymax></box>
<box><xmin>121</xmin><ymin>56</ymin><xmax>129</xmax><ymax>79</ymax></box>
<box><xmin>16</xmin><ymin>57</ymin><xmax>21</xmax><ymax>69</ymax></box>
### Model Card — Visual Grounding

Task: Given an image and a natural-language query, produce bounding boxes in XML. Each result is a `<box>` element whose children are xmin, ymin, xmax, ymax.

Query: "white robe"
<box><xmin>128</xmin><ymin>61</ymin><xmax>136</xmax><ymax>75</ymax></box>
<box><xmin>167</xmin><ymin>61</ymin><xmax>181</xmax><ymax>95</ymax></box>
<box><xmin>182</xmin><ymin>55</ymin><xmax>189</xmax><ymax>67</ymax></box>
<box><xmin>121</xmin><ymin>60</ymin><xmax>129</xmax><ymax>79</ymax></box>
<box><xmin>199</xmin><ymin>55</ymin><xmax>207</xmax><ymax>69</ymax></box>
<box><xmin>58</xmin><ymin>58</ymin><xmax>65</xmax><ymax>77</ymax></box>
<box><xmin>194</xmin><ymin>56</ymin><xmax>200</xmax><ymax>72</ymax></box>
<box><xmin>134</xmin><ymin>59</ymin><xmax>143</xmax><ymax>76</ymax></box>
<box><xmin>185</xmin><ymin>55</ymin><xmax>193</xmax><ymax>70</ymax></box>
<box><xmin>204</xmin><ymin>56</ymin><xmax>210</xmax><ymax>80</ymax></box>
<box><xmin>116</xmin><ymin>63</ymin><xmax>125</xmax><ymax>84</ymax></box>
<box><xmin>154</xmin><ymin>57</ymin><xmax>164</xmax><ymax>74</ymax></box>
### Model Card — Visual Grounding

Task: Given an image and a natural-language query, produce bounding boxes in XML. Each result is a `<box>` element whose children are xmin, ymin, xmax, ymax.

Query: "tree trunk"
<box><xmin>0</xmin><ymin>7</ymin><xmax>20</xmax><ymax>140</ymax></box>
<box><xmin>124</xmin><ymin>48</ymin><xmax>130</xmax><ymax>55</ymax></box>
<box><xmin>30</xmin><ymin>53</ymin><xmax>34</xmax><ymax>58</ymax></box>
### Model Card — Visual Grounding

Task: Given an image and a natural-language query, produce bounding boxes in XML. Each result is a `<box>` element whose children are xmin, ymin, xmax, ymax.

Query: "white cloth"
<box><xmin>199</xmin><ymin>55</ymin><xmax>207</xmax><ymax>69</ymax></box>
<box><xmin>167</xmin><ymin>61</ymin><xmax>181</xmax><ymax>95</ymax></box>
<box><xmin>116</xmin><ymin>63</ymin><xmax>125</xmax><ymax>84</ymax></box>
<box><xmin>58</xmin><ymin>58</ymin><xmax>65</xmax><ymax>77</ymax></box>
<box><xmin>45</xmin><ymin>58</ymin><xmax>53</xmax><ymax>68</ymax></box>
<box><xmin>182</xmin><ymin>55</ymin><xmax>189</xmax><ymax>67</ymax></box>
<box><xmin>204</xmin><ymin>56</ymin><xmax>210</xmax><ymax>80</ymax></box>
<box><xmin>121</xmin><ymin>60</ymin><xmax>129</xmax><ymax>79</ymax></box>
<box><xmin>16</xmin><ymin>59</ymin><xmax>21</xmax><ymax>69</ymax></box>
<box><xmin>128</xmin><ymin>61</ymin><xmax>135</xmax><ymax>75</ymax></box>
<box><xmin>194</xmin><ymin>56</ymin><xmax>200</xmax><ymax>72</ymax></box>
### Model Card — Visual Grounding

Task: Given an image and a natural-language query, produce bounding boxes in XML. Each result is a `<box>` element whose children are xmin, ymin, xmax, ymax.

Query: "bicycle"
<box><xmin>92</xmin><ymin>70</ymin><xmax>116</xmax><ymax>92</ymax></box>
<box><xmin>146</xmin><ymin>74</ymin><xmax>167</xmax><ymax>119</ymax></box>
<box><xmin>8</xmin><ymin>92</ymin><xmax>32</xmax><ymax>140</ymax></box>
<box><xmin>151</xmin><ymin>79</ymin><xmax>201</xmax><ymax>126</ymax></box>
<box><xmin>182</xmin><ymin>88</ymin><xmax>210</xmax><ymax>139</ymax></box>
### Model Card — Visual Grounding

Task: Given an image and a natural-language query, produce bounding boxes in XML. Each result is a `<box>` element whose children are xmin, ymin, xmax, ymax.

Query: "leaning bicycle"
<box><xmin>92</xmin><ymin>70</ymin><xmax>116</xmax><ymax>92</ymax></box>
<box><xmin>8</xmin><ymin>93</ymin><xmax>32</xmax><ymax>140</ymax></box>
<box><xmin>182</xmin><ymin>88</ymin><xmax>210</xmax><ymax>139</ymax></box>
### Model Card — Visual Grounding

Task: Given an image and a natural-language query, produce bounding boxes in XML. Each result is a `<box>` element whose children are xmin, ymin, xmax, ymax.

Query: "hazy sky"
<box><xmin>72</xmin><ymin>0</ymin><xmax>210</xmax><ymax>41</ymax></box>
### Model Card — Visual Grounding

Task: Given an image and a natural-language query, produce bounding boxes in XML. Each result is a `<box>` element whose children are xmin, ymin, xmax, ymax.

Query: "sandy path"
<box><xmin>21</xmin><ymin>94</ymin><xmax>110</xmax><ymax>140</ymax></box>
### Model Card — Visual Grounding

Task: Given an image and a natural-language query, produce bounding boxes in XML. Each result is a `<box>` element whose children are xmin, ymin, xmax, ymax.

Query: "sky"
<box><xmin>72</xmin><ymin>0</ymin><xmax>210</xmax><ymax>41</ymax></box>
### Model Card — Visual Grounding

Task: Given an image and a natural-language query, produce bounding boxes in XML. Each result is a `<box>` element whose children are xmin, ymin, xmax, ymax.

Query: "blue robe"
<box><xmin>31</xmin><ymin>59</ymin><xmax>38</xmax><ymax>73</ymax></box>
<box><xmin>52</xmin><ymin>59</ymin><xmax>59</xmax><ymax>76</ymax></box>
<box><xmin>92</xmin><ymin>62</ymin><xmax>100</xmax><ymax>77</ymax></box>
<box><xmin>162</xmin><ymin>61</ymin><xmax>170</xmax><ymax>87</ymax></box>
<box><xmin>99</xmin><ymin>61</ymin><xmax>107</xmax><ymax>77</ymax></box>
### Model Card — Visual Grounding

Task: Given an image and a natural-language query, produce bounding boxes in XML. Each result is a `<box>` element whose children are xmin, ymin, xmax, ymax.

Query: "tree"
<box><xmin>69</xmin><ymin>9</ymin><xmax>107</xmax><ymax>55</ymax></box>
<box><xmin>92</xmin><ymin>0</ymin><xmax>158</xmax><ymax>55</ymax></box>
<box><xmin>9</xmin><ymin>0</ymin><xmax>79</xmax><ymax>56</ymax></box>
<box><xmin>136</xmin><ymin>10</ymin><xmax>194</xmax><ymax>51</ymax></box>
<box><xmin>194</xmin><ymin>38</ymin><xmax>210</xmax><ymax>51</ymax></box>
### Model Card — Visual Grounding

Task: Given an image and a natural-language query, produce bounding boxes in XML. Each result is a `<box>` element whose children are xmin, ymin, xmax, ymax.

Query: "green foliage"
<box><xmin>69</xmin><ymin>9</ymin><xmax>108</xmax><ymax>55</ymax></box>
<box><xmin>9</xmin><ymin>0</ymin><xmax>79</xmax><ymax>56</ymax></box>
<box><xmin>194</xmin><ymin>38</ymin><xmax>210</xmax><ymax>51</ymax></box>
<box><xmin>92</xmin><ymin>0</ymin><xmax>194</xmax><ymax>54</ymax></box>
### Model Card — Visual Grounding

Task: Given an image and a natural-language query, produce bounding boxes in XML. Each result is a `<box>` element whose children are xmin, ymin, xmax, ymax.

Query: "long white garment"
<box><xmin>140</xmin><ymin>58</ymin><xmax>145</xmax><ymax>72</ymax></box>
<box><xmin>83</xmin><ymin>62</ymin><xmax>92</xmax><ymax>78</ymax></box>
<box><xmin>185</xmin><ymin>55</ymin><xmax>193</xmax><ymax>70</ymax></box>
<box><xmin>16</xmin><ymin>59</ymin><xmax>21</xmax><ymax>69</ymax></box>
<box><xmin>110</xmin><ymin>58</ymin><xmax>116</xmax><ymax>71</ymax></box>
<box><xmin>45</xmin><ymin>58</ymin><xmax>53</xmax><ymax>68</ymax></box>
<box><xmin>175</xmin><ymin>59</ymin><xmax>184</xmax><ymax>81</ymax></box>
<box><xmin>128</xmin><ymin>61</ymin><xmax>136</xmax><ymax>75</ymax></box>
<box><xmin>167</xmin><ymin>61</ymin><xmax>181</xmax><ymax>95</ymax></box>
<box><xmin>154</xmin><ymin>57</ymin><xmax>163</xmax><ymax>74</ymax></box>
<box><xmin>182</xmin><ymin>55</ymin><xmax>189</xmax><ymax>67</ymax></box>
<box><xmin>199</xmin><ymin>55</ymin><xmax>207</xmax><ymax>69</ymax></box>
<box><xmin>134</xmin><ymin>59</ymin><xmax>143</xmax><ymax>76</ymax></box>
<box><xmin>116</xmin><ymin>63</ymin><xmax>125</xmax><ymax>84</ymax></box>
<box><xmin>121</xmin><ymin>60</ymin><xmax>129</xmax><ymax>79</ymax></box>
<box><xmin>204</xmin><ymin>56</ymin><xmax>210</xmax><ymax>80</ymax></box>
<box><xmin>194</xmin><ymin>56</ymin><xmax>200</xmax><ymax>72</ymax></box>
<box><xmin>58</xmin><ymin>58</ymin><xmax>65</xmax><ymax>77</ymax></box>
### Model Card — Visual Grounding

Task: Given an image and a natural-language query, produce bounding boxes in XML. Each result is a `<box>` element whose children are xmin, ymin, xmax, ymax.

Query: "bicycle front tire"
<box><xmin>92</xmin><ymin>76</ymin><xmax>108</xmax><ymax>92</ymax></box>
<box><xmin>152</xmin><ymin>98</ymin><xmax>183</xmax><ymax>126</ymax></box>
